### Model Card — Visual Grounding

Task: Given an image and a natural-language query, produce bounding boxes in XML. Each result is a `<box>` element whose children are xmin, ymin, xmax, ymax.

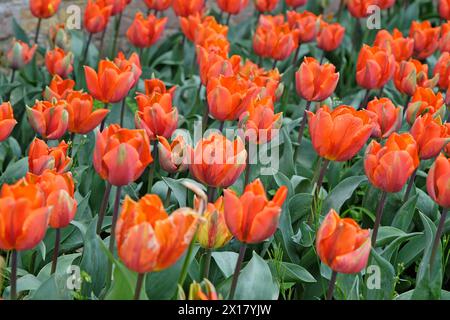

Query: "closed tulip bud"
<box><xmin>224</xmin><ymin>179</ymin><xmax>287</xmax><ymax>243</ymax></box>
<box><xmin>316</xmin><ymin>209</ymin><xmax>371</xmax><ymax>274</ymax></box>
<box><xmin>27</xmin><ymin>99</ymin><xmax>69</xmax><ymax>140</ymax></box>
<box><xmin>45</xmin><ymin>48</ymin><xmax>74</xmax><ymax>79</ymax></box>
<box><xmin>30</xmin><ymin>0</ymin><xmax>61</xmax><ymax>19</ymax></box>
<box><xmin>185</xmin><ymin>279</ymin><xmax>220</xmax><ymax>300</ymax></box>
<box><xmin>6</xmin><ymin>40</ymin><xmax>37</xmax><ymax>70</ymax></box>
<box><xmin>316</xmin><ymin>21</ymin><xmax>345</xmax><ymax>52</ymax></box>
<box><xmin>433</xmin><ymin>52</ymin><xmax>450</xmax><ymax>90</ymax></box>
<box><xmin>255</xmin><ymin>0</ymin><xmax>279</xmax><ymax>12</ymax></box>
<box><xmin>197</xmin><ymin>47</ymin><xmax>241</xmax><ymax>86</ymax></box>
<box><xmin>196</xmin><ymin>196</ymin><xmax>232</xmax><ymax>249</ymax></box>
<box><xmin>157</xmin><ymin>135</ymin><xmax>189</xmax><ymax>173</ymax></box>
<box><xmin>307</xmin><ymin>105</ymin><xmax>377</xmax><ymax>162</ymax></box>
<box><xmin>93</xmin><ymin>125</ymin><xmax>153</xmax><ymax>186</ymax></box>
<box><xmin>439</xmin><ymin>21</ymin><xmax>450</xmax><ymax>53</ymax></box>
<box><xmin>295</xmin><ymin>57</ymin><xmax>339</xmax><ymax>102</ymax></box>
<box><xmin>116</xmin><ymin>195</ymin><xmax>200</xmax><ymax>273</ymax></box>
<box><xmin>0</xmin><ymin>179</ymin><xmax>49</xmax><ymax>251</ymax></box>
<box><xmin>410</xmin><ymin>114</ymin><xmax>450</xmax><ymax>160</ymax></box>
<box><xmin>66</xmin><ymin>91</ymin><xmax>109</xmax><ymax>134</ymax></box>
<box><xmin>347</xmin><ymin>0</ymin><xmax>378</xmax><ymax>18</ymax></box>
<box><xmin>409</xmin><ymin>21</ymin><xmax>440</xmax><ymax>60</ymax></box>
<box><xmin>217</xmin><ymin>0</ymin><xmax>249</xmax><ymax>15</ymax></box>
<box><xmin>84</xmin><ymin>60</ymin><xmax>135</xmax><ymax>103</ymax></box>
<box><xmin>374</xmin><ymin>29</ymin><xmax>414</xmax><ymax>62</ymax></box>
<box><xmin>427</xmin><ymin>153</ymin><xmax>450</xmax><ymax>208</ymax></box>
<box><xmin>189</xmin><ymin>132</ymin><xmax>247</xmax><ymax>188</ymax></box>
<box><xmin>26</xmin><ymin>170</ymin><xmax>77</xmax><ymax>229</ymax></box>
<box><xmin>172</xmin><ymin>0</ymin><xmax>205</xmax><ymax>17</ymax></box>
<box><xmin>105</xmin><ymin>0</ymin><xmax>128</xmax><ymax>15</ymax></box>
<box><xmin>406</xmin><ymin>87</ymin><xmax>445</xmax><ymax>125</ymax></box>
<box><xmin>365</xmin><ymin>132</ymin><xmax>419</xmax><ymax>193</ymax></box>
<box><xmin>0</xmin><ymin>102</ymin><xmax>17</xmax><ymax>142</ymax></box>
<box><xmin>84</xmin><ymin>0</ymin><xmax>113</xmax><ymax>34</ymax></box>
<box><xmin>286</xmin><ymin>11</ymin><xmax>318</xmax><ymax>43</ymax></box>
<box><xmin>394</xmin><ymin>59</ymin><xmax>438</xmax><ymax>96</ymax></box>
<box><xmin>286</xmin><ymin>0</ymin><xmax>307</xmax><ymax>8</ymax></box>
<box><xmin>43</xmin><ymin>75</ymin><xmax>75</xmax><ymax>101</ymax></box>
<box><xmin>49</xmin><ymin>24</ymin><xmax>71</xmax><ymax>51</ymax></box>
<box><xmin>143</xmin><ymin>0</ymin><xmax>173</xmax><ymax>11</ymax></box>
<box><xmin>356</xmin><ymin>45</ymin><xmax>396</xmax><ymax>90</ymax></box>
<box><xmin>439</xmin><ymin>0</ymin><xmax>450</xmax><ymax>20</ymax></box>
<box><xmin>114</xmin><ymin>51</ymin><xmax>142</xmax><ymax>87</ymax></box>
<box><xmin>126</xmin><ymin>12</ymin><xmax>167</xmax><ymax>48</ymax></box>
<box><xmin>366</xmin><ymin>97</ymin><xmax>402</xmax><ymax>139</ymax></box>
<box><xmin>28</xmin><ymin>138</ymin><xmax>72</xmax><ymax>175</ymax></box>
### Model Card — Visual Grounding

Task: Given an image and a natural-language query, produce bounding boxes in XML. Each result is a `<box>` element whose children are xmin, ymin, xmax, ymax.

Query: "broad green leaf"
<box><xmin>392</xmin><ymin>195</ymin><xmax>418</xmax><ymax>232</ymax></box>
<box><xmin>268</xmin><ymin>261</ymin><xmax>316</xmax><ymax>283</ymax></box>
<box><xmin>212</xmin><ymin>251</ymin><xmax>239</xmax><ymax>278</ymax></box>
<box><xmin>322</xmin><ymin>175</ymin><xmax>367</xmax><ymax>215</ymax></box>
<box><xmin>0</xmin><ymin>157</ymin><xmax>28</xmax><ymax>184</ymax></box>
<box><xmin>364</xmin><ymin>249</ymin><xmax>396</xmax><ymax>300</ymax></box>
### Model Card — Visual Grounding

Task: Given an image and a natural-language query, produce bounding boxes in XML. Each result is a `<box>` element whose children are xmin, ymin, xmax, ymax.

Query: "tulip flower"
<box><xmin>439</xmin><ymin>0</ymin><xmax>450</xmax><ymax>20</ymax></box>
<box><xmin>238</xmin><ymin>60</ymin><xmax>281</xmax><ymax>101</ymax></box>
<box><xmin>255</xmin><ymin>0</ymin><xmax>279</xmax><ymax>12</ymax></box>
<box><xmin>84</xmin><ymin>0</ymin><xmax>113</xmax><ymax>34</ymax></box>
<box><xmin>6</xmin><ymin>40</ymin><xmax>37</xmax><ymax>71</ymax></box>
<box><xmin>316</xmin><ymin>21</ymin><xmax>345</xmax><ymax>52</ymax></box>
<box><xmin>189</xmin><ymin>132</ymin><xmax>247</xmax><ymax>188</ymax></box>
<box><xmin>29</xmin><ymin>0</ymin><xmax>61</xmax><ymax>19</ymax></box>
<box><xmin>406</xmin><ymin>87</ymin><xmax>445</xmax><ymax>125</ymax></box>
<box><xmin>356</xmin><ymin>45</ymin><xmax>396</xmax><ymax>90</ymax></box>
<box><xmin>286</xmin><ymin>0</ymin><xmax>307</xmax><ymax>8</ymax></box>
<box><xmin>93</xmin><ymin>124</ymin><xmax>153</xmax><ymax>186</ymax></box>
<box><xmin>197</xmin><ymin>33</ymin><xmax>231</xmax><ymax>59</ymax></box>
<box><xmin>347</xmin><ymin>0</ymin><xmax>378</xmax><ymax>18</ymax></box>
<box><xmin>143</xmin><ymin>0</ymin><xmax>173</xmax><ymax>11</ymax></box>
<box><xmin>84</xmin><ymin>59</ymin><xmax>135</xmax><ymax>104</ymax></box>
<box><xmin>114</xmin><ymin>51</ymin><xmax>142</xmax><ymax>88</ymax></box>
<box><xmin>48</xmin><ymin>24</ymin><xmax>71</xmax><ymax>51</ymax></box>
<box><xmin>66</xmin><ymin>91</ymin><xmax>109</xmax><ymax>134</ymax></box>
<box><xmin>172</xmin><ymin>0</ymin><xmax>205</xmax><ymax>17</ymax></box>
<box><xmin>409</xmin><ymin>21</ymin><xmax>440</xmax><ymax>60</ymax></box>
<box><xmin>366</xmin><ymin>97</ymin><xmax>402</xmax><ymax>139</ymax></box>
<box><xmin>126</xmin><ymin>12</ymin><xmax>168</xmax><ymax>48</ymax></box>
<box><xmin>45</xmin><ymin>47</ymin><xmax>74</xmax><ymax>79</ymax></box>
<box><xmin>27</xmin><ymin>99</ymin><xmax>69</xmax><ymax>140</ymax></box>
<box><xmin>191</xmin><ymin>17</ymin><xmax>229</xmax><ymax>47</ymax></box>
<box><xmin>28</xmin><ymin>138</ymin><xmax>72</xmax><ymax>175</ymax></box>
<box><xmin>197</xmin><ymin>47</ymin><xmax>241</xmax><ymax>86</ymax></box>
<box><xmin>374</xmin><ymin>29</ymin><xmax>414</xmax><ymax>62</ymax></box>
<box><xmin>217</xmin><ymin>0</ymin><xmax>249</xmax><ymax>15</ymax></box>
<box><xmin>378</xmin><ymin>0</ymin><xmax>395</xmax><ymax>9</ymax></box>
<box><xmin>394</xmin><ymin>59</ymin><xmax>438</xmax><ymax>96</ymax></box>
<box><xmin>43</xmin><ymin>75</ymin><xmax>75</xmax><ymax>101</ymax></box>
<box><xmin>105</xmin><ymin>0</ymin><xmax>128</xmax><ymax>15</ymax></box>
<box><xmin>179</xmin><ymin>279</ymin><xmax>220</xmax><ymax>300</ymax></box>
<box><xmin>286</xmin><ymin>10</ymin><xmax>318</xmax><ymax>44</ymax></box>
<box><xmin>439</xmin><ymin>21</ymin><xmax>450</xmax><ymax>53</ymax></box>
<box><xmin>0</xmin><ymin>102</ymin><xmax>17</xmax><ymax>142</ymax></box>
<box><xmin>157</xmin><ymin>135</ymin><xmax>189</xmax><ymax>174</ymax></box>
<box><xmin>410</xmin><ymin>114</ymin><xmax>450</xmax><ymax>160</ymax></box>
<box><xmin>433</xmin><ymin>52</ymin><xmax>450</xmax><ymax>90</ymax></box>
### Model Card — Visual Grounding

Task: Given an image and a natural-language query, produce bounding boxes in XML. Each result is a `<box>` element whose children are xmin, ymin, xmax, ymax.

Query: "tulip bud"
<box><xmin>356</xmin><ymin>45</ymin><xmax>396</xmax><ymax>90</ymax></box>
<box><xmin>316</xmin><ymin>21</ymin><xmax>345</xmax><ymax>52</ymax></box>
<box><xmin>410</xmin><ymin>114</ymin><xmax>450</xmax><ymax>160</ymax></box>
<box><xmin>185</xmin><ymin>279</ymin><xmax>220</xmax><ymax>300</ymax></box>
<box><xmin>28</xmin><ymin>138</ymin><xmax>72</xmax><ymax>175</ymax></box>
<box><xmin>6</xmin><ymin>40</ymin><xmax>37</xmax><ymax>70</ymax></box>
<box><xmin>374</xmin><ymin>29</ymin><xmax>414</xmax><ymax>62</ymax></box>
<box><xmin>439</xmin><ymin>21</ymin><xmax>450</xmax><ymax>53</ymax></box>
<box><xmin>217</xmin><ymin>0</ymin><xmax>249</xmax><ymax>15</ymax></box>
<box><xmin>84</xmin><ymin>0</ymin><xmax>113</xmax><ymax>34</ymax></box>
<box><xmin>286</xmin><ymin>0</ymin><xmax>307</xmax><ymax>8</ymax></box>
<box><xmin>439</xmin><ymin>0</ymin><xmax>450</xmax><ymax>21</ymax></box>
<box><xmin>30</xmin><ymin>0</ymin><xmax>61</xmax><ymax>19</ymax></box>
<box><xmin>347</xmin><ymin>0</ymin><xmax>378</xmax><ymax>18</ymax></box>
<box><xmin>27</xmin><ymin>99</ymin><xmax>69</xmax><ymax>140</ymax></box>
<box><xmin>49</xmin><ymin>24</ymin><xmax>71</xmax><ymax>51</ymax></box>
<box><xmin>157</xmin><ymin>135</ymin><xmax>189</xmax><ymax>173</ymax></box>
<box><xmin>406</xmin><ymin>87</ymin><xmax>445</xmax><ymax>125</ymax></box>
<box><xmin>45</xmin><ymin>48</ymin><xmax>74</xmax><ymax>79</ymax></box>
<box><xmin>433</xmin><ymin>52</ymin><xmax>450</xmax><ymax>91</ymax></box>
<box><xmin>286</xmin><ymin>10</ymin><xmax>318</xmax><ymax>43</ymax></box>
<box><xmin>366</xmin><ymin>97</ymin><xmax>402</xmax><ymax>139</ymax></box>
<box><xmin>427</xmin><ymin>153</ymin><xmax>450</xmax><ymax>208</ymax></box>
<box><xmin>410</xmin><ymin>21</ymin><xmax>440</xmax><ymax>60</ymax></box>
<box><xmin>0</xmin><ymin>102</ymin><xmax>17</xmax><ymax>142</ymax></box>
<box><xmin>114</xmin><ymin>52</ymin><xmax>142</xmax><ymax>88</ymax></box>
<box><xmin>172</xmin><ymin>0</ymin><xmax>205</xmax><ymax>17</ymax></box>
<box><xmin>126</xmin><ymin>12</ymin><xmax>168</xmax><ymax>48</ymax></box>
<box><xmin>143</xmin><ymin>0</ymin><xmax>172</xmax><ymax>11</ymax></box>
<box><xmin>43</xmin><ymin>75</ymin><xmax>75</xmax><ymax>101</ymax></box>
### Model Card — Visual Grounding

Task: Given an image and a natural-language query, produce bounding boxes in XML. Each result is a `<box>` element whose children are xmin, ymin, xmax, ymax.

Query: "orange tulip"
<box><xmin>427</xmin><ymin>153</ymin><xmax>450</xmax><ymax>208</ymax></box>
<box><xmin>27</xmin><ymin>99</ymin><xmax>69</xmax><ymax>140</ymax></box>
<box><xmin>378</xmin><ymin>0</ymin><xmax>395</xmax><ymax>9</ymax></box>
<box><xmin>48</xmin><ymin>23</ymin><xmax>71</xmax><ymax>51</ymax></box>
<box><xmin>93</xmin><ymin>125</ymin><xmax>153</xmax><ymax>186</ymax></box>
<box><xmin>409</xmin><ymin>21</ymin><xmax>440</xmax><ymax>60</ymax></box>
<box><xmin>364</xmin><ymin>132</ymin><xmax>419</xmax><ymax>193</ymax></box>
<box><xmin>196</xmin><ymin>196</ymin><xmax>233</xmax><ymax>249</ymax></box>
<box><xmin>126</xmin><ymin>12</ymin><xmax>168</xmax><ymax>48</ymax></box>
<box><xmin>114</xmin><ymin>51</ymin><xmax>142</xmax><ymax>87</ymax></box>
<box><xmin>0</xmin><ymin>102</ymin><xmax>17</xmax><ymax>142</ymax></box>
<box><xmin>84</xmin><ymin>0</ymin><xmax>112</xmax><ymax>34</ymax></box>
<box><xmin>366</xmin><ymin>97</ymin><xmax>402</xmax><ymax>139</ymax></box>
<box><xmin>197</xmin><ymin>47</ymin><xmax>241</xmax><ymax>86</ymax></box>
<box><xmin>6</xmin><ymin>40</ymin><xmax>37</xmax><ymax>70</ymax></box>
<box><xmin>172</xmin><ymin>0</ymin><xmax>205</xmax><ymax>17</ymax></box>
<box><xmin>356</xmin><ymin>45</ymin><xmax>396</xmax><ymax>90</ymax></box>
<box><xmin>66</xmin><ymin>91</ymin><xmax>109</xmax><ymax>134</ymax></box>
<box><xmin>143</xmin><ymin>0</ymin><xmax>173</xmax><ymax>11</ymax></box>
<box><xmin>238</xmin><ymin>60</ymin><xmax>281</xmax><ymax>101</ymax></box>
<box><xmin>347</xmin><ymin>0</ymin><xmax>378</xmax><ymax>18</ymax></box>
<box><xmin>197</xmin><ymin>33</ymin><xmax>230</xmax><ymax>59</ymax></box>
<box><xmin>84</xmin><ymin>59</ymin><xmax>135</xmax><ymax>103</ymax></box>
<box><xmin>28</xmin><ymin>138</ymin><xmax>72</xmax><ymax>175</ymax></box>
<box><xmin>255</xmin><ymin>0</ymin><xmax>279</xmax><ymax>12</ymax></box>
<box><xmin>157</xmin><ymin>135</ymin><xmax>189</xmax><ymax>173</ymax></box>
<box><xmin>286</xmin><ymin>10</ymin><xmax>318</xmax><ymax>43</ymax></box>
<box><xmin>433</xmin><ymin>52</ymin><xmax>450</xmax><ymax>90</ymax></box>
<box><xmin>189</xmin><ymin>132</ymin><xmax>247</xmax><ymax>188</ymax></box>
<box><xmin>105</xmin><ymin>0</ymin><xmax>128</xmax><ymax>15</ymax></box>
<box><xmin>26</xmin><ymin>170</ymin><xmax>77</xmax><ymax>229</ymax></box>
<box><xmin>223</xmin><ymin>179</ymin><xmax>287</xmax><ymax>243</ymax></box>
<box><xmin>295</xmin><ymin>57</ymin><xmax>339</xmax><ymax>102</ymax></box>
<box><xmin>30</xmin><ymin>0</ymin><xmax>61</xmax><ymax>19</ymax></box>
<box><xmin>316</xmin><ymin>21</ymin><xmax>345</xmax><ymax>52</ymax></box>
<box><xmin>439</xmin><ymin>0</ymin><xmax>450</xmax><ymax>20</ymax></box>
<box><xmin>116</xmin><ymin>194</ymin><xmax>199</xmax><ymax>273</ymax></box>
<box><xmin>286</xmin><ymin>0</ymin><xmax>307</xmax><ymax>8</ymax></box>
<box><xmin>43</xmin><ymin>75</ymin><xmax>75</xmax><ymax>101</ymax></box>
<box><xmin>206</xmin><ymin>75</ymin><xmax>259</xmax><ymax>121</ymax></box>
<box><xmin>410</xmin><ymin>114</ymin><xmax>449</xmax><ymax>160</ymax></box>
<box><xmin>45</xmin><ymin>48</ymin><xmax>74</xmax><ymax>79</ymax></box>
<box><xmin>181</xmin><ymin>14</ymin><xmax>228</xmax><ymax>44</ymax></box>
<box><xmin>307</xmin><ymin>105</ymin><xmax>376</xmax><ymax>162</ymax></box>
<box><xmin>183</xmin><ymin>280</ymin><xmax>220</xmax><ymax>300</ymax></box>
<box><xmin>439</xmin><ymin>21</ymin><xmax>450</xmax><ymax>53</ymax></box>
<box><xmin>316</xmin><ymin>209</ymin><xmax>371</xmax><ymax>274</ymax></box>
<box><xmin>394</xmin><ymin>59</ymin><xmax>438</xmax><ymax>96</ymax></box>
<box><xmin>406</xmin><ymin>87</ymin><xmax>445</xmax><ymax>125</ymax></box>
<box><xmin>374</xmin><ymin>29</ymin><xmax>414</xmax><ymax>62</ymax></box>
<box><xmin>217</xmin><ymin>0</ymin><xmax>249</xmax><ymax>15</ymax></box>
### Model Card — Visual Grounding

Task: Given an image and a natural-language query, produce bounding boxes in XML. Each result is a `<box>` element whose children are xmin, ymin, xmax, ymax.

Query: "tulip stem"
<box><xmin>147</xmin><ymin>142</ymin><xmax>157</xmax><ymax>194</ymax></box>
<box><xmin>326</xmin><ymin>271</ymin><xmax>337</xmax><ymax>300</ymax></box>
<box><xmin>119</xmin><ymin>98</ymin><xmax>126</xmax><ymax>126</ymax></box>
<box><xmin>430</xmin><ymin>207</ymin><xmax>448</xmax><ymax>270</ymax></box>
<box><xmin>207</xmin><ymin>186</ymin><xmax>216</xmax><ymax>202</ymax></box>
<box><xmin>403</xmin><ymin>168</ymin><xmax>418</xmax><ymax>202</ymax></box>
<box><xmin>371</xmin><ymin>191</ymin><xmax>387</xmax><ymax>246</ymax></box>
<box><xmin>293</xmin><ymin>44</ymin><xmax>301</xmax><ymax>66</ymax></box>
<box><xmin>219</xmin><ymin>121</ymin><xmax>225</xmax><ymax>133</ymax></box>
<box><xmin>97</xmin><ymin>182</ymin><xmax>112</xmax><ymax>234</ymax></box>
<box><xmin>134</xmin><ymin>273</ymin><xmax>145</xmax><ymax>300</ymax></box>
<box><xmin>244</xmin><ymin>142</ymin><xmax>252</xmax><ymax>186</ymax></box>
<box><xmin>111</xmin><ymin>12</ymin><xmax>123</xmax><ymax>58</ymax></box>
<box><xmin>82</xmin><ymin>33</ymin><xmax>93</xmax><ymax>65</ymax></box>
<box><xmin>226</xmin><ymin>13</ymin><xmax>232</xmax><ymax>26</ymax></box>
<box><xmin>229</xmin><ymin>243</ymin><xmax>247</xmax><ymax>300</ymax></box>
<box><xmin>358</xmin><ymin>89</ymin><xmax>370</xmax><ymax>110</ymax></box>
<box><xmin>335</xmin><ymin>0</ymin><xmax>345</xmax><ymax>20</ymax></box>
<box><xmin>106</xmin><ymin>186</ymin><xmax>122</xmax><ymax>286</ymax></box>
<box><xmin>272</xmin><ymin>60</ymin><xmax>278</xmax><ymax>70</ymax></box>
<box><xmin>10</xmin><ymin>69</ymin><xmax>16</xmax><ymax>83</ymax></box>
<box><xmin>316</xmin><ymin>158</ymin><xmax>330</xmax><ymax>193</ymax></box>
<box><xmin>34</xmin><ymin>18</ymin><xmax>42</xmax><ymax>45</ymax></box>
<box><xmin>203</xmin><ymin>249</ymin><xmax>212</xmax><ymax>279</ymax></box>
<box><xmin>51</xmin><ymin>228</ymin><xmax>61</xmax><ymax>275</ymax></box>
<box><xmin>177</xmin><ymin>234</ymin><xmax>197</xmax><ymax>288</ymax></box>
<box><xmin>100</xmin><ymin>103</ymin><xmax>109</xmax><ymax>131</ymax></box>
<box><xmin>99</xmin><ymin>28</ymin><xmax>107</xmax><ymax>59</ymax></box>
<box><xmin>379</xmin><ymin>86</ymin><xmax>385</xmax><ymax>98</ymax></box>
<box><xmin>294</xmin><ymin>101</ymin><xmax>312</xmax><ymax>163</ymax></box>
<box><xmin>10</xmin><ymin>250</ymin><xmax>17</xmax><ymax>300</ymax></box>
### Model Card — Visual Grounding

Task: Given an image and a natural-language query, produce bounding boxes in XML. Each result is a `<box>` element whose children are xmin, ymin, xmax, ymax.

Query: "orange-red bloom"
<box><xmin>197</xmin><ymin>47</ymin><xmax>240</xmax><ymax>86</ymax></box>
<box><xmin>238</xmin><ymin>60</ymin><xmax>281</xmax><ymax>100</ymax></box>
<box><xmin>6</xmin><ymin>40</ymin><xmax>37</xmax><ymax>70</ymax></box>
<box><xmin>295</xmin><ymin>57</ymin><xmax>339</xmax><ymax>102</ymax></box>
<box><xmin>84</xmin><ymin>0</ymin><xmax>112</xmax><ymax>34</ymax></box>
<box><xmin>409</xmin><ymin>21</ymin><xmax>440</xmax><ymax>60</ymax></box>
<box><xmin>427</xmin><ymin>153</ymin><xmax>450</xmax><ymax>208</ymax></box>
<box><xmin>66</xmin><ymin>91</ymin><xmax>109</xmax><ymax>134</ymax></box>
<box><xmin>439</xmin><ymin>0</ymin><xmax>450</xmax><ymax>20</ymax></box>
<box><xmin>316</xmin><ymin>21</ymin><xmax>345</xmax><ymax>52</ymax></box>
<box><xmin>347</xmin><ymin>0</ymin><xmax>378</xmax><ymax>18</ymax></box>
<box><xmin>45</xmin><ymin>47</ymin><xmax>74</xmax><ymax>79</ymax></box>
<box><xmin>406</xmin><ymin>87</ymin><xmax>445</xmax><ymax>125</ymax></box>
<box><xmin>43</xmin><ymin>75</ymin><xmax>75</xmax><ymax>101</ymax></box>
<box><xmin>143</xmin><ymin>0</ymin><xmax>173</xmax><ymax>11</ymax></box>
<box><xmin>255</xmin><ymin>0</ymin><xmax>279</xmax><ymax>12</ymax></box>
<box><xmin>439</xmin><ymin>21</ymin><xmax>450</xmax><ymax>53</ymax></box>
<box><xmin>286</xmin><ymin>0</ymin><xmax>307</xmax><ymax>8</ymax></box>
<box><xmin>286</xmin><ymin>10</ymin><xmax>318</xmax><ymax>43</ymax></box>
<box><xmin>223</xmin><ymin>179</ymin><xmax>287</xmax><ymax>244</ymax></box>
<box><xmin>105</xmin><ymin>0</ymin><xmax>128</xmax><ymax>15</ymax></box>
<box><xmin>378</xmin><ymin>0</ymin><xmax>395</xmax><ymax>9</ymax></box>
<box><xmin>183</xmin><ymin>280</ymin><xmax>220</xmax><ymax>300</ymax></box>
<box><xmin>433</xmin><ymin>52</ymin><xmax>450</xmax><ymax>90</ymax></box>
<box><xmin>172</xmin><ymin>0</ymin><xmax>205</xmax><ymax>17</ymax></box>
<box><xmin>374</xmin><ymin>29</ymin><xmax>414</xmax><ymax>62</ymax></box>
<box><xmin>410</xmin><ymin>114</ymin><xmax>450</xmax><ymax>160</ymax></box>
<box><xmin>27</xmin><ymin>99</ymin><xmax>69</xmax><ymax>140</ymax></box>
<box><xmin>116</xmin><ymin>194</ymin><xmax>199</xmax><ymax>273</ymax></box>
<box><xmin>356</xmin><ymin>45</ymin><xmax>396</xmax><ymax>90</ymax></box>
<box><xmin>364</xmin><ymin>132</ymin><xmax>419</xmax><ymax>193</ymax></box>
<box><xmin>0</xmin><ymin>179</ymin><xmax>49</xmax><ymax>251</ymax></box>
<box><xmin>316</xmin><ymin>209</ymin><xmax>371</xmax><ymax>274</ymax></box>
<box><xmin>307</xmin><ymin>105</ymin><xmax>376</xmax><ymax>162</ymax></box>
<box><xmin>114</xmin><ymin>51</ymin><xmax>142</xmax><ymax>87</ymax></box>
<box><xmin>0</xmin><ymin>102</ymin><xmax>17</xmax><ymax>142</ymax></box>
<box><xmin>157</xmin><ymin>135</ymin><xmax>189</xmax><ymax>173</ymax></box>
<box><xmin>394</xmin><ymin>59</ymin><xmax>438</xmax><ymax>96</ymax></box>
<box><xmin>28</xmin><ymin>138</ymin><xmax>71</xmax><ymax>175</ymax></box>
<box><xmin>30</xmin><ymin>0</ymin><xmax>61</xmax><ymax>19</ymax></box>
<box><xmin>126</xmin><ymin>12</ymin><xmax>167</xmax><ymax>48</ymax></box>
<box><xmin>217</xmin><ymin>0</ymin><xmax>249</xmax><ymax>15</ymax></box>
<box><xmin>84</xmin><ymin>59</ymin><xmax>135</xmax><ymax>103</ymax></box>
<box><xmin>189</xmin><ymin>132</ymin><xmax>247</xmax><ymax>188</ymax></box>
<box><xmin>366</xmin><ymin>97</ymin><xmax>402</xmax><ymax>139</ymax></box>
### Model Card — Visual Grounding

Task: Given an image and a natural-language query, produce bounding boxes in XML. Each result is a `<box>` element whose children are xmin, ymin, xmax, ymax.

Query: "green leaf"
<box><xmin>364</xmin><ymin>249</ymin><xmax>396</xmax><ymax>300</ymax></box>
<box><xmin>30</xmin><ymin>274</ymin><xmax>73</xmax><ymax>300</ymax></box>
<box><xmin>392</xmin><ymin>195</ymin><xmax>418</xmax><ymax>231</ymax></box>
<box><xmin>0</xmin><ymin>157</ymin><xmax>28</xmax><ymax>184</ymax></box>
<box><xmin>268</xmin><ymin>261</ymin><xmax>316</xmax><ymax>283</ymax></box>
<box><xmin>322</xmin><ymin>176</ymin><xmax>367</xmax><ymax>215</ymax></box>
<box><xmin>212</xmin><ymin>251</ymin><xmax>239</xmax><ymax>278</ymax></box>
<box><xmin>13</xmin><ymin>17</ymin><xmax>30</xmax><ymax>44</ymax></box>
<box><xmin>37</xmin><ymin>253</ymin><xmax>81</xmax><ymax>282</ymax></box>
<box><xmin>279</xmin><ymin>127</ymin><xmax>295</xmax><ymax>177</ymax></box>
<box><xmin>289</xmin><ymin>193</ymin><xmax>313</xmax><ymax>223</ymax></box>
<box><xmin>376</xmin><ymin>226</ymin><xmax>406</xmax><ymax>247</ymax></box>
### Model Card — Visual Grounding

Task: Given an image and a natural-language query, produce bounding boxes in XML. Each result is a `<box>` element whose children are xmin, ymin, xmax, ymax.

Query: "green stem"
<box><xmin>82</xmin><ymin>33</ymin><xmax>93</xmax><ymax>64</ymax></box>
<box><xmin>403</xmin><ymin>168</ymin><xmax>418</xmax><ymax>202</ymax></box>
<box><xmin>177</xmin><ymin>234</ymin><xmax>197</xmax><ymax>288</ymax></box>
<box><xmin>244</xmin><ymin>142</ymin><xmax>251</xmax><ymax>186</ymax></box>
<box><xmin>358</xmin><ymin>89</ymin><xmax>370</xmax><ymax>110</ymax></box>
<box><xmin>226</xmin><ymin>13</ymin><xmax>232</xmax><ymax>26</ymax></box>
<box><xmin>294</xmin><ymin>100</ymin><xmax>312</xmax><ymax>162</ymax></box>
<box><xmin>326</xmin><ymin>271</ymin><xmax>337</xmax><ymax>300</ymax></box>
<box><xmin>10</xmin><ymin>250</ymin><xmax>17</xmax><ymax>300</ymax></box>
<box><xmin>202</xmin><ymin>249</ymin><xmax>212</xmax><ymax>279</ymax></box>
<box><xmin>371</xmin><ymin>191</ymin><xmax>388</xmax><ymax>246</ymax></box>
<box><xmin>119</xmin><ymin>98</ymin><xmax>126</xmax><ymax>127</ymax></box>
<box><xmin>96</xmin><ymin>182</ymin><xmax>112</xmax><ymax>234</ymax></box>
<box><xmin>134</xmin><ymin>273</ymin><xmax>145</xmax><ymax>300</ymax></box>
<box><xmin>228</xmin><ymin>243</ymin><xmax>247</xmax><ymax>300</ymax></box>
<box><xmin>50</xmin><ymin>228</ymin><xmax>61</xmax><ymax>274</ymax></box>
<box><xmin>106</xmin><ymin>186</ymin><xmax>122</xmax><ymax>286</ymax></box>
<box><xmin>10</xmin><ymin>69</ymin><xmax>16</xmax><ymax>83</ymax></box>
<box><xmin>100</xmin><ymin>102</ymin><xmax>109</xmax><ymax>131</ymax></box>
<box><xmin>34</xmin><ymin>18</ymin><xmax>42</xmax><ymax>45</ymax></box>
<box><xmin>430</xmin><ymin>207</ymin><xmax>448</xmax><ymax>270</ymax></box>
<box><xmin>147</xmin><ymin>141</ymin><xmax>157</xmax><ymax>194</ymax></box>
